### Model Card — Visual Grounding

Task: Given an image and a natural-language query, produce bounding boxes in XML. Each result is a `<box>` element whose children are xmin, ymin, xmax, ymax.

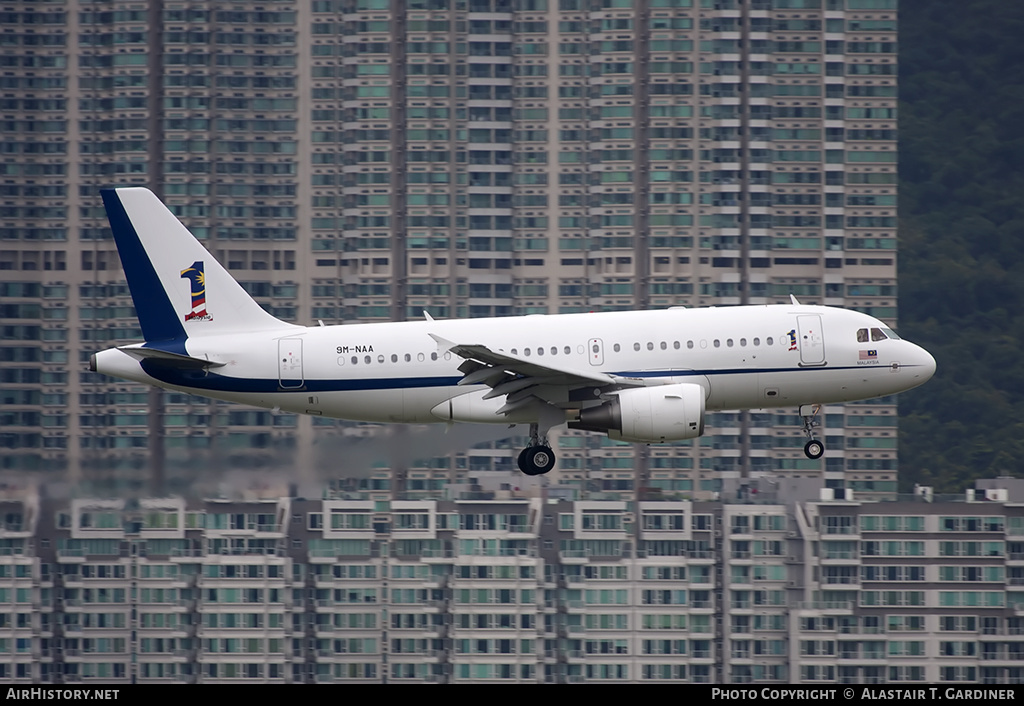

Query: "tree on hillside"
<box><xmin>899</xmin><ymin>0</ymin><xmax>1024</xmax><ymax>491</ymax></box>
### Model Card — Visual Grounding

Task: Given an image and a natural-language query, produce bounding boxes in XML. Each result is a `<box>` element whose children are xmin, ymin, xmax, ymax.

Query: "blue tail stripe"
<box><xmin>101</xmin><ymin>189</ymin><xmax>188</xmax><ymax>354</ymax></box>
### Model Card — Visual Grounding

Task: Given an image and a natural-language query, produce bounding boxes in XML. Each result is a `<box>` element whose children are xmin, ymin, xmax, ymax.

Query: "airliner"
<box><xmin>90</xmin><ymin>187</ymin><xmax>936</xmax><ymax>476</ymax></box>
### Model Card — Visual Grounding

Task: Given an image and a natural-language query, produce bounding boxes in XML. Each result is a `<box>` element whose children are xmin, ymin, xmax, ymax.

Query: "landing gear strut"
<box><xmin>517</xmin><ymin>423</ymin><xmax>556</xmax><ymax>476</ymax></box>
<box><xmin>800</xmin><ymin>404</ymin><xmax>825</xmax><ymax>459</ymax></box>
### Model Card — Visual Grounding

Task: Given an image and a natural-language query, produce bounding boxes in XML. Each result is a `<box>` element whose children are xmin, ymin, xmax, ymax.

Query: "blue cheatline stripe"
<box><xmin>100</xmin><ymin>189</ymin><xmax>188</xmax><ymax>355</ymax></box>
<box><xmin>140</xmin><ymin>361</ymin><xmax>465</xmax><ymax>392</ymax></box>
<box><xmin>614</xmin><ymin>365</ymin><xmax>908</xmax><ymax>377</ymax></box>
<box><xmin>139</xmin><ymin>362</ymin><xmax>924</xmax><ymax>395</ymax></box>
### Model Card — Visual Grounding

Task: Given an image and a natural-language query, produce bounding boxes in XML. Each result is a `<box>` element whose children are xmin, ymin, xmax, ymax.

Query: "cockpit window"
<box><xmin>857</xmin><ymin>327</ymin><xmax>900</xmax><ymax>342</ymax></box>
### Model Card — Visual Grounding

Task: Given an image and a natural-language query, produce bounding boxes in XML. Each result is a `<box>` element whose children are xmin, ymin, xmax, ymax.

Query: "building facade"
<box><xmin>1</xmin><ymin>0</ymin><xmax>899</xmax><ymax>494</ymax></box>
<box><xmin>2</xmin><ymin>480</ymin><xmax>1024</xmax><ymax>684</ymax></box>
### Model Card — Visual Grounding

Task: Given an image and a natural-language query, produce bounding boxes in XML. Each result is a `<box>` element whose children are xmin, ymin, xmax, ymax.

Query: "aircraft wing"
<box><xmin>429</xmin><ymin>334</ymin><xmax>640</xmax><ymax>417</ymax></box>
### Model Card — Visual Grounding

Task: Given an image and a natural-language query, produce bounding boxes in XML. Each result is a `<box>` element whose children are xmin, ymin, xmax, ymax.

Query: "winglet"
<box><xmin>790</xmin><ymin>294</ymin><xmax>801</xmax><ymax>305</ymax></box>
<box><xmin>428</xmin><ymin>333</ymin><xmax>455</xmax><ymax>352</ymax></box>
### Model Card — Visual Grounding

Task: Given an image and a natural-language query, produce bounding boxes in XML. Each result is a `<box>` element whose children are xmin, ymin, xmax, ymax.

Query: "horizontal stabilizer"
<box><xmin>118</xmin><ymin>345</ymin><xmax>225</xmax><ymax>370</ymax></box>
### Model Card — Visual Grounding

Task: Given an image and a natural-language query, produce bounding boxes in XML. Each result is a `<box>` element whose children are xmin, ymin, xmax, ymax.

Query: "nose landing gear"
<box><xmin>800</xmin><ymin>404</ymin><xmax>825</xmax><ymax>460</ymax></box>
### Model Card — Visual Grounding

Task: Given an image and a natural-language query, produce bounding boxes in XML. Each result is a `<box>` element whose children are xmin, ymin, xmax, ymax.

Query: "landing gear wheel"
<box><xmin>517</xmin><ymin>447</ymin><xmax>531</xmax><ymax>473</ymax></box>
<box><xmin>518</xmin><ymin>445</ymin><xmax>556</xmax><ymax>476</ymax></box>
<box><xmin>799</xmin><ymin>404</ymin><xmax>824</xmax><ymax>460</ymax></box>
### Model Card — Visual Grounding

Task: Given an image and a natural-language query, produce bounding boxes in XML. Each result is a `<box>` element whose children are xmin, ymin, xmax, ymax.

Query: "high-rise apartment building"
<box><xmin>1</xmin><ymin>478</ymin><xmax>1023</xmax><ymax>684</ymax></box>
<box><xmin>0</xmin><ymin>0</ymin><xmax>898</xmax><ymax>496</ymax></box>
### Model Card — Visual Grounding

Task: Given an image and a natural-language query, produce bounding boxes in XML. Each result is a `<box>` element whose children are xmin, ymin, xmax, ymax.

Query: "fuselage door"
<box><xmin>588</xmin><ymin>338</ymin><xmax>604</xmax><ymax>366</ymax></box>
<box><xmin>278</xmin><ymin>338</ymin><xmax>304</xmax><ymax>389</ymax></box>
<box><xmin>797</xmin><ymin>314</ymin><xmax>826</xmax><ymax>366</ymax></box>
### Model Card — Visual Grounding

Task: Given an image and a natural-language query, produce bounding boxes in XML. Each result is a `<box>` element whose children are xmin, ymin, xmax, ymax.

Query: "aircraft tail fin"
<box><xmin>100</xmin><ymin>187</ymin><xmax>295</xmax><ymax>349</ymax></box>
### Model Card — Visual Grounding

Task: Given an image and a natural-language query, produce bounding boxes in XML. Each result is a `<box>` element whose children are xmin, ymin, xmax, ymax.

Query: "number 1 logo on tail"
<box><xmin>180</xmin><ymin>261</ymin><xmax>213</xmax><ymax>322</ymax></box>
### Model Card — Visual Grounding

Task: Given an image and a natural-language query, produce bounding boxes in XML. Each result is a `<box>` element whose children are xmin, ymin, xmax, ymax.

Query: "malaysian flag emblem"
<box><xmin>859</xmin><ymin>349</ymin><xmax>877</xmax><ymax>360</ymax></box>
<box><xmin>180</xmin><ymin>261</ymin><xmax>212</xmax><ymax>321</ymax></box>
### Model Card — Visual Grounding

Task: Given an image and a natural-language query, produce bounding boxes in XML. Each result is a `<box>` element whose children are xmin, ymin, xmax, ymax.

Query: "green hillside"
<box><xmin>899</xmin><ymin>0</ymin><xmax>1024</xmax><ymax>490</ymax></box>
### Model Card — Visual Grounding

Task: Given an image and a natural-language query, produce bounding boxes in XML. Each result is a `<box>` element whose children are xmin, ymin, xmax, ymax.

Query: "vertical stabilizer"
<box><xmin>101</xmin><ymin>187</ymin><xmax>295</xmax><ymax>349</ymax></box>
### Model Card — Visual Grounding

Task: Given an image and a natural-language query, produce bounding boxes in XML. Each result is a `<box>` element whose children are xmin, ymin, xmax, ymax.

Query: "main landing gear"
<box><xmin>518</xmin><ymin>423</ymin><xmax>556</xmax><ymax>476</ymax></box>
<box><xmin>800</xmin><ymin>404</ymin><xmax>825</xmax><ymax>460</ymax></box>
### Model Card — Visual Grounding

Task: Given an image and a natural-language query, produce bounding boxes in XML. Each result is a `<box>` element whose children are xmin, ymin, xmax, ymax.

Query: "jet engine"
<box><xmin>569</xmin><ymin>382</ymin><xmax>706</xmax><ymax>443</ymax></box>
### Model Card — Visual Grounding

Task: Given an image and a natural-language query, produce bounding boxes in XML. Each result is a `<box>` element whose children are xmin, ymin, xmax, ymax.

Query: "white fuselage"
<box><xmin>93</xmin><ymin>304</ymin><xmax>936</xmax><ymax>428</ymax></box>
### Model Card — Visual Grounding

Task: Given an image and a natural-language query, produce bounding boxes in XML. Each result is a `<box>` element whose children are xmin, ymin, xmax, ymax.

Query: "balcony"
<box><xmin>838</xmin><ymin>625</ymin><xmax>885</xmax><ymax>635</ymax></box>
<box><xmin>796</xmin><ymin>601</ymin><xmax>853</xmax><ymax>613</ymax></box>
<box><xmin>822</xmin><ymin>551</ymin><xmax>858</xmax><ymax>561</ymax></box>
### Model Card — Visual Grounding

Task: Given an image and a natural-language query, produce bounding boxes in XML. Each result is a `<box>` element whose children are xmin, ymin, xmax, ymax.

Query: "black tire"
<box><xmin>519</xmin><ymin>445</ymin><xmax>556</xmax><ymax>475</ymax></box>
<box><xmin>804</xmin><ymin>439</ymin><xmax>825</xmax><ymax>460</ymax></box>
<box><xmin>517</xmin><ymin>447</ymin><xmax>532</xmax><ymax>474</ymax></box>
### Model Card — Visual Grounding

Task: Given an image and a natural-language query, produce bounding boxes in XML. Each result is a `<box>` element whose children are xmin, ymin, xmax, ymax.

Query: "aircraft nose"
<box><xmin>911</xmin><ymin>344</ymin><xmax>936</xmax><ymax>383</ymax></box>
<box><xmin>923</xmin><ymin>348</ymin><xmax>937</xmax><ymax>380</ymax></box>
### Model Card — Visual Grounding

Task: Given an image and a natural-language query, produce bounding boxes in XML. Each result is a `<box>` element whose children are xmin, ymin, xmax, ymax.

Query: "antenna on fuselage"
<box><xmin>790</xmin><ymin>294</ymin><xmax>801</xmax><ymax>305</ymax></box>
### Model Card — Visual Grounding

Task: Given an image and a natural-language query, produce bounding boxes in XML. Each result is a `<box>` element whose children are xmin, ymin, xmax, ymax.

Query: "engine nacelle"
<box><xmin>569</xmin><ymin>382</ymin><xmax>706</xmax><ymax>443</ymax></box>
